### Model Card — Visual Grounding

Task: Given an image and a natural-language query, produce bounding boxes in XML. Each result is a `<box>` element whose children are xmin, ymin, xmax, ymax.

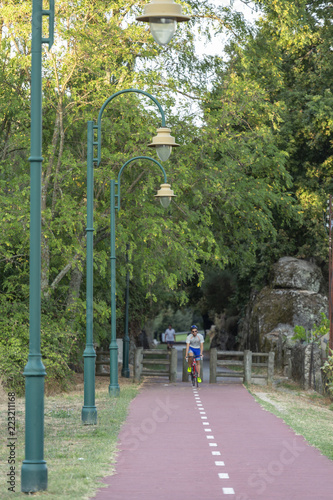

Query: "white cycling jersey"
<box><xmin>186</xmin><ymin>333</ymin><xmax>204</xmax><ymax>349</ymax></box>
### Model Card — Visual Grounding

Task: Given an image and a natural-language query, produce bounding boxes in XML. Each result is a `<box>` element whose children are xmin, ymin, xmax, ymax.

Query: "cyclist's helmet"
<box><xmin>190</xmin><ymin>325</ymin><xmax>198</xmax><ymax>330</ymax></box>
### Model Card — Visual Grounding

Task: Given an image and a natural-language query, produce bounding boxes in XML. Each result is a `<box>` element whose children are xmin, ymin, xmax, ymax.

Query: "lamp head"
<box><xmin>136</xmin><ymin>0</ymin><xmax>190</xmax><ymax>46</ymax></box>
<box><xmin>148</xmin><ymin>127</ymin><xmax>179</xmax><ymax>161</ymax></box>
<box><xmin>155</xmin><ymin>183</ymin><xmax>176</xmax><ymax>208</ymax></box>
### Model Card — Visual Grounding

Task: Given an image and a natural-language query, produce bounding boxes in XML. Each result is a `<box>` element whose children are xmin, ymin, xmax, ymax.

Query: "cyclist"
<box><xmin>185</xmin><ymin>325</ymin><xmax>204</xmax><ymax>383</ymax></box>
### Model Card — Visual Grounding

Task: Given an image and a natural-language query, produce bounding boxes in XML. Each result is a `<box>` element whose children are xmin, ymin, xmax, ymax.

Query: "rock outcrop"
<box><xmin>238</xmin><ymin>257</ymin><xmax>328</xmax><ymax>364</ymax></box>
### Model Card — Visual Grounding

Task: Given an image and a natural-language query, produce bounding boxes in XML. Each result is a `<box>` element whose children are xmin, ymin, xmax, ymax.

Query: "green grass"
<box><xmin>0</xmin><ymin>379</ymin><xmax>139</xmax><ymax>499</ymax></box>
<box><xmin>250</xmin><ymin>385</ymin><xmax>333</xmax><ymax>461</ymax></box>
<box><xmin>175</xmin><ymin>333</ymin><xmax>187</xmax><ymax>342</ymax></box>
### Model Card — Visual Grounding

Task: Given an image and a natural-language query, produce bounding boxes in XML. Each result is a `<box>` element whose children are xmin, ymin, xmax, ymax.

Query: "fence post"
<box><xmin>210</xmin><ymin>348</ymin><xmax>217</xmax><ymax>383</ymax></box>
<box><xmin>244</xmin><ymin>350</ymin><xmax>252</xmax><ymax>384</ymax></box>
<box><xmin>170</xmin><ymin>347</ymin><xmax>177</xmax><ymax>383</ymax></box>
<box><xmin>268</xmin><ymin>351</ymin><xmax>275</xmax><ymax>385</ymax></box>
<box><xmin>134</xmin><ymin>347</ymin><xmax>143</xmax><ymax>382</ymax></box>
<box><xmin>182</xmin><ymin>348</ymin><xmax>188</xmax><ymax>382</ymax></box>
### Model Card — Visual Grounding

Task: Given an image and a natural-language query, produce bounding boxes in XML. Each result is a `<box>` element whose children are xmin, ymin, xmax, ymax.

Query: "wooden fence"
<box><xmin>134</xmin><ymin>347</ymin><xmax>177</xmax><ymax>382</ymax></box>
<box><xmin>209</xmin><ymin>348</ymin><xmax>275</xmax><ymax>384</ymax></box>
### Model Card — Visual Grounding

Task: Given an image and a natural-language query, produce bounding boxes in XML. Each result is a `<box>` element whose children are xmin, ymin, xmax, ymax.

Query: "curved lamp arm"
<box><xmin>97</xmin><ymin>89</ymin><xmax>166</xmax><ymax>166</ymax></box>
<box><xmin>116</xmin><ymin>156</ymin><xmax>167</xmax><ymax>210</ymax></box>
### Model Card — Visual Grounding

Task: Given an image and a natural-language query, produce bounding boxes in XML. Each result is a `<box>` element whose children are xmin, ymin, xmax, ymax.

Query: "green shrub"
<box><xmin>0</xmin><ymin>301</ymin><xmax>79</xmax><ymax>395</ymax></box>
<box><xmin>292</xmin><ymin>313</ymin><xmax>329</xmax><ymax>345</ymax></box>
<box><xmin>291</xmin><ymin>325</ymin><xmax>308</xmax><ymax>343</ymax></box>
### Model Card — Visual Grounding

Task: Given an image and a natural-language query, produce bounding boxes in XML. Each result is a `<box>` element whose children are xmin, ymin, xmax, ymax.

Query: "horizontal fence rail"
<box><xmin>209</xmin><ymin>348</ymin><xmax>275</xmax><ymax>384</ymax></box>
<box><xmin>134</xmin><ymin>347</ymin><xmax>177</xmax><ymax>382</ymax></box>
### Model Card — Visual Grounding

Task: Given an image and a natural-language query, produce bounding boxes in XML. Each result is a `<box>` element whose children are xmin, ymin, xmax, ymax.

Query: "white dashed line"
<box><xmin>193</xmin><ymin>391</ymin><xmax>235</xmax><ymax>497</ymax></box>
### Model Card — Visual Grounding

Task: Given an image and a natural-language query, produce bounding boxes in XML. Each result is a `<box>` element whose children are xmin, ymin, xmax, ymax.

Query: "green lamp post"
<box><xmin>82</xmin><ymin>89</ymin><xmax>178</xmax><ymax>421</ymax></box>
<box><xmin>109</xmin><ymin>156</ymin><xmax>175</xmax><ymax>395</ymax></box>
<box><xmin>122</xmin><ymin>244</ymin><xmax>130</xmax><ymax>378</ymax></box>
<box><xmin>21</xmin><ymin>0</ymin><xmax>54</xmax><ymax>493</ymax></box>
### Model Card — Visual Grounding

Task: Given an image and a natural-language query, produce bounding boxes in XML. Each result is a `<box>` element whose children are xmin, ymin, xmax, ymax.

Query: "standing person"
<box><xmin>185</xmin><ymin>325</ymin><xmax>204</xmax><ymax>383</ymax></box>
<box><xmin>164</xmin><ymin>324</ymin><xmax>176</xmax><ymax>349</ymax></box>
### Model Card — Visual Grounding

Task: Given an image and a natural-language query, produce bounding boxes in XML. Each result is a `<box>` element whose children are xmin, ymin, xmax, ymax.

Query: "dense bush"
<box><xmin>0</xmin><ymin>301</ymin><xmax>79</xmax><ymax>395</ymax></box>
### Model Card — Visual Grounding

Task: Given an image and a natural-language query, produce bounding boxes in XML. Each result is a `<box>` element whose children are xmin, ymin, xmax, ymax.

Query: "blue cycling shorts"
<box><xmin>189</xmin><ymin>347</ymin><xmax>201</xmax><ymax>358</ymax></box>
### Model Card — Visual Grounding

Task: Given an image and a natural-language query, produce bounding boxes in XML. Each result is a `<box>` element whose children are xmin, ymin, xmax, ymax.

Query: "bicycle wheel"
<box><xmin>192</xmin><ymin>364</ymin><xmax>198</xmax><ymax>387</ymax></box>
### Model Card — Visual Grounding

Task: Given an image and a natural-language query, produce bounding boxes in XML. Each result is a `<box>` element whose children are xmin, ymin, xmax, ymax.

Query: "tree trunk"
<box><xmin>66</xmin><ymin>262</ymin><xmax>83</xmax><ymax>312</ymax></box>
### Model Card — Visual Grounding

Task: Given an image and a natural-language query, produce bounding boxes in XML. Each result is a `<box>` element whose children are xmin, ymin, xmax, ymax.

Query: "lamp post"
<box><xmin>137</xmin><ymin>0</ymin><xmax>191</xmax><ymax>46</ymax></box>
<box><xmin>109</xmin><ymin>156</ymin><xmax>175</xmax><ymax>393</ymax></box>
<box><xmin>122</xmin><ymin>244</ymin><xmax>130</xmax><ymax>378</ymax></box>
<box><xmin>82</xmin><ymin>89</ymin><xmax>178</xmax><ymax>421</ymax></box>
<box><xmin>21</xmin><ymin>0</ymin><xmax>54</xmax><ymax>493</ymax></box>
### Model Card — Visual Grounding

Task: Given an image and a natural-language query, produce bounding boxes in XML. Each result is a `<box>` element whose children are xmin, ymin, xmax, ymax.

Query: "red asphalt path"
<box><xmin>91</xmin><ymin>382</ymin><xmax>333</xmax><ymax>500</ymax></box>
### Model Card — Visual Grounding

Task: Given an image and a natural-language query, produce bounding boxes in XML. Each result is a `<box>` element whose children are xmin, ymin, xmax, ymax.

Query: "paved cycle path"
<box><xmin>92</xmin><ymin>381</ymin><xmax>333</xmax><ymax>500</ymax></box>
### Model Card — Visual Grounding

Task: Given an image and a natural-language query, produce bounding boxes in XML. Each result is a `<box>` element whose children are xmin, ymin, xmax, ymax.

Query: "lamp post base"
<box><xmin>81</xmin><ymin>406</ymin><xmax>97</xmax><ymax>425</ymax></box>
<box><xmin>121</xmin><ymin>367</ymin><xmax>130</xmax><ymax>378</ymax></box>
<box><xmin>21</xmin><ymin>461</ymin><xmax>47</xmax><ymax>493</ymax></box>
<box><xmin>108</xmin><ymin>384</ymin><xmax>120</xmax><ymax>397</ymax></box>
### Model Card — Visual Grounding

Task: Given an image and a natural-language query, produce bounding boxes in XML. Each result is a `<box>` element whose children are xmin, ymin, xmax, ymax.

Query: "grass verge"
<box><xmin>249</xmin><ymin>379</ymin><xmax>333</xmax><ymax>461</ymax></box>
<box><xmin>0</xmin><ymin>376</ymin><xmax>139</xmax><ymax>499</ymax></box>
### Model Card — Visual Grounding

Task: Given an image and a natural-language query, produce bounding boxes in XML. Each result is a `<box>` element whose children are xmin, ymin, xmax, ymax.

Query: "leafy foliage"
<box><xmin>292</xmin><ymin>313</ymin><xmax>329</xmax><ymax>345</ymax></box>
<box><xmin>0</xmin><ymin>300</ymin><xmax>78</xmax><ymax>395</ymax></box>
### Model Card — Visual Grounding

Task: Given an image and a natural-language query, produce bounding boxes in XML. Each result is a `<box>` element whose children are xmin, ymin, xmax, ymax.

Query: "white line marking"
<box><xmin>209</xmin><ymin>443</ymin><xmax>217</xmax><ymax>447</ymax></box>
<box><xmin>204</xmin><ymin>429</ymin><xmax>212</xmax><ymax>432</ymax></box>
<box><xmin>215</xmin><ymin>461</ymin><xmax>225</xmax><ymax>466</ymax></box>
<box><xmin>201</xmin><ymin>416</ymin><xmax>207</xmax><ymax>419</ymax></box>
<box><xmin>203</xmin><ymin>422</ymin><xmax>209</xmax><ymax>425</ymax></box>
<box><xmin>222</xmin><ymin>487</ymin><xmax>235</xmax><ymax>494</ymax></box>
<box><xmin>207</xmin><ymin>435</ymin><xmax>214</xmax><ymax>439</ymax></box>
<box><xmin>212</xmin><ymin>451</ymin><xmax>221</xmax><ymax>456</ymax></box>
<box><xmin>219</xmin><ymin>473</ymin><xmax>229</xmax><ymax>479</ymax></box>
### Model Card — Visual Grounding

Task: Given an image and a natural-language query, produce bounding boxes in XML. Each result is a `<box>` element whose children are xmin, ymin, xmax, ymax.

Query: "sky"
<box><xmin>194</xmin><ymin>0</ymin><xmax>259</xmax><ymax>57</ymax></box>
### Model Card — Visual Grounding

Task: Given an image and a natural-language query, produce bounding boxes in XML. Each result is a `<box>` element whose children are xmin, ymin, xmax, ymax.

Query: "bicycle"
<box><xmin>187</xmin><ymin>355</ymin><xmax>202</xmax><ymax>387</ymax></box>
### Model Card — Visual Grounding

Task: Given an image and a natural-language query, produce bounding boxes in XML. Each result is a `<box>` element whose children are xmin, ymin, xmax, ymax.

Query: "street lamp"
<box><xmin>21</xmin><ymin>0</ymin><xmax>54</xmax><ymax>493</ymax></box>
<box><xmin>110</xmin><ymin>156</ymin><xmax>175</xmax><ymax>393</ymax></box>
<box><xmin>136</xmin><ymin>0</ymin><xmax>191</xmax><ymax>46</ymax></box>
<box><xmin>82</xmin><ymin>89</ymin><xmax>179</xmax><ymax>421</ymax></box>
<box><xmin>149</xmin><ymin>127</ymin><xmax>179</xmax><ymax>161</ymax></box>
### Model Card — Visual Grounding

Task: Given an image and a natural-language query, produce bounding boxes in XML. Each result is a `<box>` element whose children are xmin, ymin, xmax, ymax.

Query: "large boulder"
<box><xmin>271</xmin><ymin>257</ymin><xmax>324</xmax><ymax>293</ymax></box>
<box><xmin>238</xmin><ymin>257</ymin><xmax>328</xmax><ymax>361</ymax></box>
